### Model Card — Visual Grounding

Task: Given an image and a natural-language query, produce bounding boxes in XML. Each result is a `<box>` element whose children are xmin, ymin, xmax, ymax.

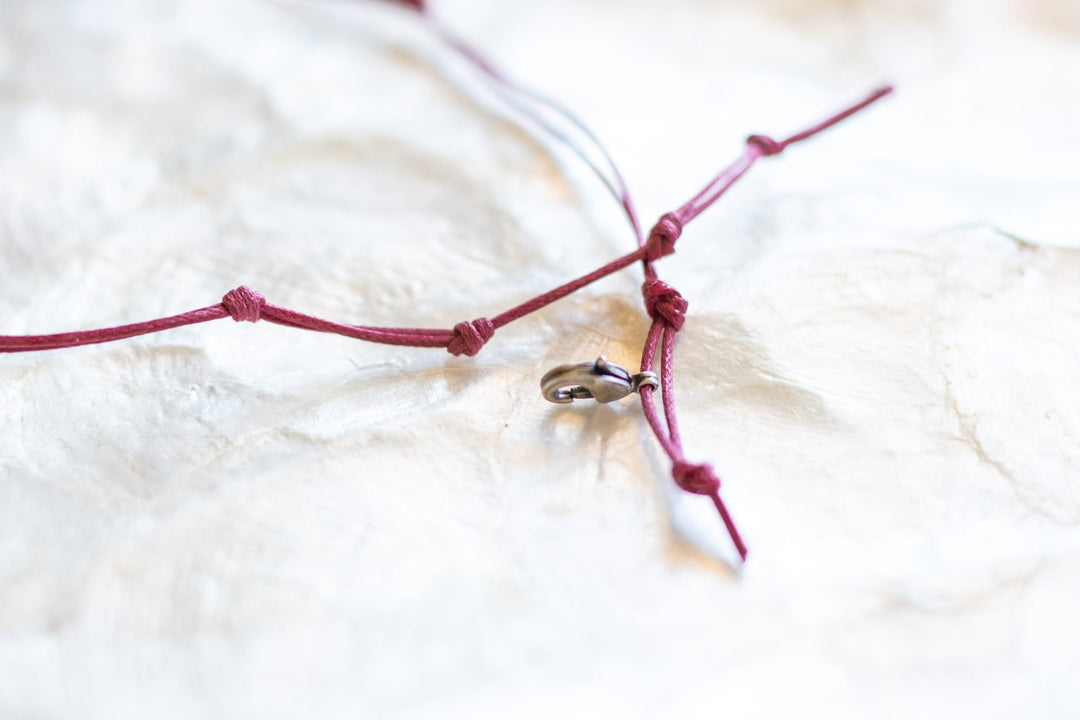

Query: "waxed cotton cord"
<box><xmin>1</xmin><ymin>0</ymin><xmax>893</xmax><ymax>562</ymax></box>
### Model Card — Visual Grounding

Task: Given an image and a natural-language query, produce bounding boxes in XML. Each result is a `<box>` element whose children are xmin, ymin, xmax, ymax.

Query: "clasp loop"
<box><xmin>540</xmin><ymin>355</ymin><xmax>658</xmax><ymax>404</ymax></box>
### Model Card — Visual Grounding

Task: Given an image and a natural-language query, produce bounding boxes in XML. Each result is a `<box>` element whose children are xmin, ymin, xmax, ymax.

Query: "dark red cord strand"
<box><xmin>1</xmin><ymin>0</ymin><xmax>894</xmax><ymax>562</ymax></box>
<box><xmin>0</xmin><ymin>84</ymin><xmax>892</xmax><ymax>356</ymax></box>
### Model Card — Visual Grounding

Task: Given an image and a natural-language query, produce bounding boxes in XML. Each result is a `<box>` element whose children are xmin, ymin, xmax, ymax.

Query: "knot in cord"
<box><xmin>222</xmin><ymin>286</ymin><xmax>265</xmax><ymax>323</ymax></box>
<box><xmin>644</xmin><ymin>212</ymin><xmax>682</xmax><ymax>262</ymax></box>
<box><xmin>746</xmin><ymin>134</ymin><xmax>785</xmax><ymax>157</ymax></box>
<box><xmin>642</xmin><ymin>280</ymin><xmax>688</xmax><ymax>330</ymax></box>
<box><xmin>672</xmin><ymin>461</ymin><xmax>721</xmax><ymax>495</ymax></box>
<box><xmin>448</xmin><ymin>317</ymin><xmax>494</xmax><ymax>356</ymax></box>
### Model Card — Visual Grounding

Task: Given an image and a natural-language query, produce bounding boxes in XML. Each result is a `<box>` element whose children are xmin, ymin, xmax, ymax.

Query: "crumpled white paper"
<box><xmin>2</xmin><ymin>0</ymin><xmax>1079</xmax><ymax>717</ymax></box>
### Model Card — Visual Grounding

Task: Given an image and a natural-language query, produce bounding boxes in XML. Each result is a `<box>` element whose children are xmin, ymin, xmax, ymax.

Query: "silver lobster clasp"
<box><xmin>540</xmin><ymin>355</ymin><xmax>658</xmax><ymax>404</ymax></box>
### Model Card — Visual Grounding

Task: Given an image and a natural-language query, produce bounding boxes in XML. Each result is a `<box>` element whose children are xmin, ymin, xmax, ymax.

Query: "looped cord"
<box><xmin>746</xmin><ymin>134</ymin><xmax>785</xmax><ymax>157</ymax></box>
<box><xmin>672</xmin><ymin>461</ymin><xmax>721</xmax><ymax>495</ymax></box>
<box><xmin>642</xmin><ymin>280</ymin><xmax>688</xmax><ymax>331</ymax></box>
<box><xmin>448</xmin><ymin>317</ymin><xmax>494</xmax><ymax>356</ymax></box>
<box><xmin>222</xmin><ymin>286</ymin><xmax>266</xmax><ymax>323</ymax></box>
<box><xmin>644</xmin><ymin>213</ymin><xmax>682</xmax><ymax>262</ymax></box>
<box><xmin>0</xmin><ymin>43</ymin><xmax>892</xmax><ymax>562</ymax></box>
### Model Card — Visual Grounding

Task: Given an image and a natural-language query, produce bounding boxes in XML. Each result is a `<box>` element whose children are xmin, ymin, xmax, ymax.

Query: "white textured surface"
<box><xmin>2</xmin><ymin>0</ymin><xmax>1080</xmax><ymax>717</ymax></box>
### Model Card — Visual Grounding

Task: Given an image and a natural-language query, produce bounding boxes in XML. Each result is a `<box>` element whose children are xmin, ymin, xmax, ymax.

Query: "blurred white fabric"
<box><xmin>2</xmin><ymin>0</ymin><xmax>1079</xmax><ymax>717</ymax></box>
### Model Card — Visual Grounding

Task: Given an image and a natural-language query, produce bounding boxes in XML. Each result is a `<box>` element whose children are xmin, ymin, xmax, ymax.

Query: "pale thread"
<box><xmin>0</xmin><ymin>0</ymin><xmax>894</xmax><ymax>563</ymax></box>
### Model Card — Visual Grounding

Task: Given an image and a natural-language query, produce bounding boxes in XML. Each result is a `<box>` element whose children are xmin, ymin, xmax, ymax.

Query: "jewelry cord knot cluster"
<box><xmin>672</xmin><ymin>461</ymin><xmax>721</xmax><ymax>495</ymax></box>
<box><xmin>746</xmin><ymin>134</ymin><xmax>786</xmax><ymax>157</ymax></box>
<box><xmin>448</xmin><ymin>318</ymin><xmax>495</xmax><ymax>357</ymax></box>
<box><xmin>641</xmin><ymin>280</ymin><xmax>688</xmax><ymax>330</ymax></box>
<box><xmin>222</xmin><ymin>286</ymin><xmax>266</xmax><ymax>323</ymax></box>
<box><xmin>0</xmin><ymin>0</ymin><xmax>894</xmax><ymax>563</ymax></box>
<box><xmin>644</xmin><ymin>213</ymin><xmax>682</xmax><ymax>262</ymax></box>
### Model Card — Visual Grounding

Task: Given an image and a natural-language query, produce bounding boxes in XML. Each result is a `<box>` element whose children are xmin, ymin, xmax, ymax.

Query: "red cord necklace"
<box><xmin>0</xmin><ymin>0</ymin><xmax>893</xmax><ymax>563</ymax></box>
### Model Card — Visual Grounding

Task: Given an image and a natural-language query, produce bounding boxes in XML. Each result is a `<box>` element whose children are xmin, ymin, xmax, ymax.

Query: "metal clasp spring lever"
<box><xmin>540</xmin><ymin>355</ymin><xmax>659</xmax><ymax>404</ymax></box>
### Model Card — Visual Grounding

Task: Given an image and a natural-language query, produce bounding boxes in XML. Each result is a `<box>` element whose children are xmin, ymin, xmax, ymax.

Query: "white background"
<box><xmin>2</xmin><ymin>0</ymin><xmax>1079</xmax><ymax>717</ymax></box>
